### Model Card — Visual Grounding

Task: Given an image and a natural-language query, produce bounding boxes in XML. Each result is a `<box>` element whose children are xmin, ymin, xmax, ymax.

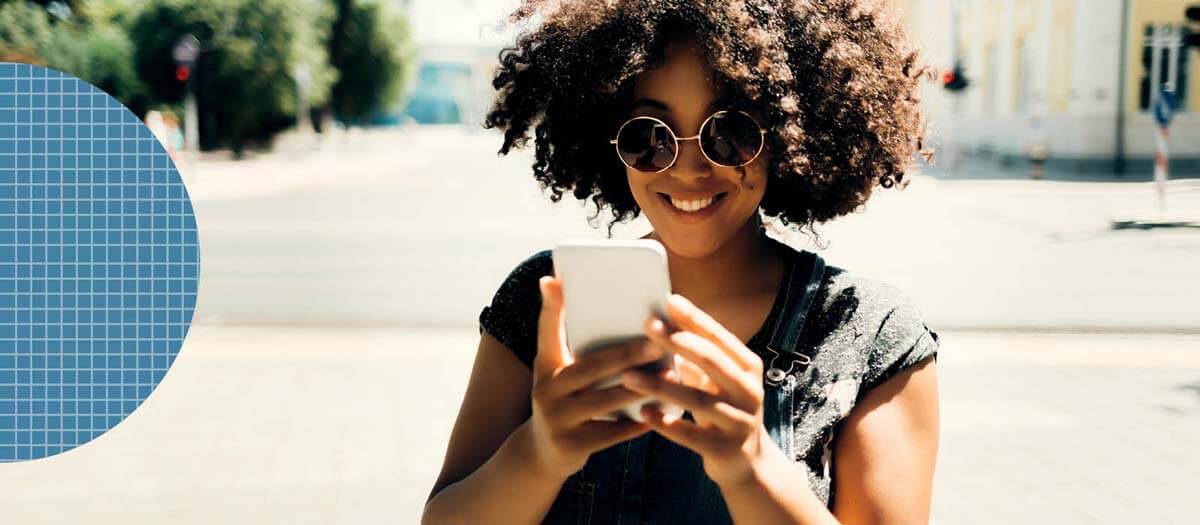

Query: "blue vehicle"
<box><xmin>402</xmin><ymin>61</ymin><xmax>471</xmax><ymax>124</ymax></box>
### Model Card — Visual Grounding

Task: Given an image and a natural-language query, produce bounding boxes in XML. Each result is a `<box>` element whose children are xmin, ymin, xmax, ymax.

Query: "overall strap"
<box><xmin>763</xmin><ymin>248</ymin><xmax>826</xmax><ymax>385</ymax></box>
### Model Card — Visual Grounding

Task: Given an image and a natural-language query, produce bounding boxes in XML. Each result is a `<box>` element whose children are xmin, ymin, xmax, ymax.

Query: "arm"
<box><xmin>421</xmin><ymin>331</ymin><xmax>569</xmax><ymax>525</ymax></box>
<box><xmin>718</xmin><ymin>354</ymin><xmax>940</xmax><ymax>524</ymax></box>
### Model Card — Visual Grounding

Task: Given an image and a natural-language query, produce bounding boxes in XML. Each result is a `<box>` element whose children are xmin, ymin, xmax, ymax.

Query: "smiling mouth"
<box><xmin>658</xmin><ymin>192</ymin><xmax>727</xmax><ymax>213</ymax></box>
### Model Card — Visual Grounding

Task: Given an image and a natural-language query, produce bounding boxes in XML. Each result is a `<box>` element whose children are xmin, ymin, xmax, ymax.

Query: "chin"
<box><xmin>636</xmin><ymin>189</ymin><xmax>760</xmax><ymax>258</ymax></box>
<box><xmin>649</xmin><ymin>223</ymin><xmax>731</xmax><ymax>259</ymax></box>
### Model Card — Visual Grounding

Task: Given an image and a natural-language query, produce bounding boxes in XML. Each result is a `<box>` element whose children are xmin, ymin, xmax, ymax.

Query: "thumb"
<box><xmin>534</xmin><ymin>275</ymin><xmax>571</xmax><ymax>386</ymax></box>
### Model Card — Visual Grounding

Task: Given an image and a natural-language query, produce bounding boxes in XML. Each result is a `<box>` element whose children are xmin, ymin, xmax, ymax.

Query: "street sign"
<box><xmin>1154</xmin><ymin>89</ymin><xmax>1176</xmax><ymax>128</ymax></box>
<box><xmin>173</xmin><ymin>35</ymin><xmax>200</xmax><ymax>65</ymax></box>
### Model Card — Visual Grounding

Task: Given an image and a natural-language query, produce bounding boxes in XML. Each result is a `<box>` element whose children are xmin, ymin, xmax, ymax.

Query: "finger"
<box><xmin>561</xmin><ymin>384</ymin><xmax>651</xmax><ymax>426</ymax></box>
<box><xmin>674</xmin><ymin>353</ymin><xmax>714</xmax><ymax>393</ymax></box>
<box><xmin>646</xmin><ymin>318</ymin><xmax>758</xmax><ymax>410</ymax></box>
<box><xmin>621</xmin><ymin>369</ymin><xmax>754</xmax><ymax>433</ymax></box>
<box><xmin>666</xmin><ymin>294</ymin><xmax>758</xmax><ymax>372</ymax></box>
<box><xmin>534</xmin><ymin>275</ymin><xmax>570</xmax><ymax>387</ymax></box>
<box><xmin>573</xmin><ymin>419</ymin><xmax>651</xmax><ymax>451</ymax></box>
<box><xmin>545</xmin><ymin>339</ymin><xmax>666</xmax><ymax>400</ymax></box>
<box><xmin>638</xmin><ymin>404</ymin><xmax>715</xmax><ymax>454</ymax></box>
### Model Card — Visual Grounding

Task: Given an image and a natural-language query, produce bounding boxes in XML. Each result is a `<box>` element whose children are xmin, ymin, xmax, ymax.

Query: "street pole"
<box><xmin>174</xmin><ymin>34</ymin><xmax>201</xmax><ymax>181</ymax></box>
<box><xmin>948</xmin><ymin>0</ymin><xmax>962</xmax><ymax>173</ymax></box>
<box><xmin>1152</xmin><ymin>87</ymin><xmax>1175</xmax><ymax>215</ymax></box>
<box><xmin>1114</xmin><ymin>0</ymin><xmax>1130</xmax><ymax>176</ymax></box>
<box><xmin>295</xmin><ymin>63</ymin><xmax>312</xmax><ymax>134</ymax></box>
<box><xmin>184</xmin><ymin>88</ymin><xmax>198</xmax><ymax>163</ymax></box>
<box><xmin>1153</xmin><ymin>117</ymin><xmax>1168</xmax><ymax>213</ymax></box>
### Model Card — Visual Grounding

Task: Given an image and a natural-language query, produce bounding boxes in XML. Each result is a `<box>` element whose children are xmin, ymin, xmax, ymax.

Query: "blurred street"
<box><xmin>1</xmin><ymin>126</ymin><xmax>1198</xmax><ymax>524</ymax></box>
<box><xmin>185</xmin><ymin>126</ymin><xmax>1200</xmax><ymax>332</ymax></box>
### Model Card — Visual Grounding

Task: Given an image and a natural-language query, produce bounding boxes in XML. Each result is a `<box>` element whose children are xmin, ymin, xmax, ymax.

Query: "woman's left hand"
<box><xmin>620</xmin><ymin>293</ymin><xmax>777</xmax><ymax>488</ymax></box>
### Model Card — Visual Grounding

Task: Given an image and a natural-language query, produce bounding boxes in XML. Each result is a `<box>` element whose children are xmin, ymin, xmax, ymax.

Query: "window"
<box><xmin>1139</xmin><ymin>24</ymin><xmax>1190</xmax><ymax>112</ymax></box>
<box><xmin>1017</xmin><ymin>36</ymin><xmax>1033</xmax><ymax>114</ymax></box>
<box><xmin>985</xmin><ymin>43</ymin><xmax>998</xmax><ymax>115</ymax></box>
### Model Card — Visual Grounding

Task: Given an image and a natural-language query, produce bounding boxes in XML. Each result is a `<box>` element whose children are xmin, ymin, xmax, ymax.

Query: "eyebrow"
<box><xmin>630</xmin><ymin>96</ymin><xmax>733</xmax><ymax>113</ymax></box>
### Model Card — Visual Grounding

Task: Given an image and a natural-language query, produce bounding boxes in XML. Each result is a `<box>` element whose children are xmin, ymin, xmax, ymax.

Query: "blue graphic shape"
<box><xmin>0</xmin><ymin>62</ymin><xmax>200</xmax><ymax>462</ymax></box>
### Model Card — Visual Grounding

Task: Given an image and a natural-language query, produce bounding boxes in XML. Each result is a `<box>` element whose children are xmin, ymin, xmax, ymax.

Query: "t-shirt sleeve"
<box><xmin>858</xmin><ymin>292</ymin><xmax>940</xmax><ymax>397</ymax></box>
<box><xmin>478</xmin><ymin>250</ymin><xmax>555</xmax><ymax>370</ymax></box>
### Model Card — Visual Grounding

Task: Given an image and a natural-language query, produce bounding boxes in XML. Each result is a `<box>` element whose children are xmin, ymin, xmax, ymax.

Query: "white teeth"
<box><xmin>669</xmin><ymin>195</ymin><xmax>717</xmax><ymax>212</ymax></box>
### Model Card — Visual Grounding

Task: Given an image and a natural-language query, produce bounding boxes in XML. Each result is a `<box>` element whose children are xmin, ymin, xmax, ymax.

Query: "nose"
<box><xmin>669</xmin><ymin>135</ymin><xmax>712</xmax><ymax>181</ymax></box>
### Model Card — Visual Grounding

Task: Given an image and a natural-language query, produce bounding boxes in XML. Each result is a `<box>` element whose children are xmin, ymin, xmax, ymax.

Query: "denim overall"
<box><xmin>542</xmin><ymin>244</ymin><xmax>827</xmax><ymax>525</ymax></box>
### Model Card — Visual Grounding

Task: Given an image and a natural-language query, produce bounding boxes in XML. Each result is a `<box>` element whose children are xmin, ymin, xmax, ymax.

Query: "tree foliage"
<box><xmin>1</xmin><ymin>0</ymin><xmax>412</xmax><ymax>156</ymax></box>
<box><xmin>327</xmin><ymin>0</ymin><xmax>413</xmax><ymax>126</ymax></box>
<box><xmin>129</xmin><ymin>0</ymin><xmax>337</xmax><ymax>155</ymax></box>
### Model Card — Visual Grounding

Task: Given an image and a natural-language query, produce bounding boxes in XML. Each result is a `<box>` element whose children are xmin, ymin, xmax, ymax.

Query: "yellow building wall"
<box><xmin>1048</xmin><ymin>0</ymin><xmax>1075</xmax><ymax>113</ymax></box>
<box><xmin>947</xmin><ymin>0</ymin><xmax>1200</xmax><ymax>115</ymax></box>
<box><xmin>1127</xmin><ymin>0</ymin><xmax>1200</xmax><ymax>113</ymax></box>
<box><xmin>957</xmin><ymin>0</ymin><xmax>1002</xmax><ymax>114</ymax></box>
<box><xmin>1012</xmin><ymin>0</ymin><xmax>1039</xmax><ymax>113</ymax></box>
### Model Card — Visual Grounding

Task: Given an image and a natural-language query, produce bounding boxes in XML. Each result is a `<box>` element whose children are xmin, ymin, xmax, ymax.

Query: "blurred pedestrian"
<box><xmin>144</xmin><ymin>109</ymin><xmax>184</xmax><ymax>166</ymax></box>
<box><xmin>145</xmin><ymin>110</ymin><xmax>168</xmax><ymax>150</ymax></box>
<box><xmin>1026</xmin><ymin>117</ymin><xmax>1050</xmax><ymax>180</ymax></box>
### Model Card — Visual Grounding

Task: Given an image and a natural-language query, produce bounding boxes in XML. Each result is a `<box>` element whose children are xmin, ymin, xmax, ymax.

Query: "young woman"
<box><xmin>423</xmin><ymin>1</ymin><xmax>940</xmax><ymax>523</ymax></box>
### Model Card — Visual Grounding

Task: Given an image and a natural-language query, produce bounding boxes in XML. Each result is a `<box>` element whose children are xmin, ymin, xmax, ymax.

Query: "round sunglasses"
<box><xmin>608</xmin><ymin>110</ymin><xmax>766</xmax><ymax>173</ymax></box>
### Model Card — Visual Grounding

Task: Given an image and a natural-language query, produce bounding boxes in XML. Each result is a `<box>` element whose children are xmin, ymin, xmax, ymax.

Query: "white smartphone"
<box><xmin>552</xmin><ymin>238</ymin><xmax>685</xmax><ymax>424</ymax></box>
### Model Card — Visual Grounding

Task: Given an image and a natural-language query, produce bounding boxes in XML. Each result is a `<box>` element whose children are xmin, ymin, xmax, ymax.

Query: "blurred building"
<box><xmin>399</xmin><ymin>0</ymin><xmax>515</xmax><ymax>127</ymax></box>
<box><xmin>899</xmin><ymin>0</ymin><xmax>1200</xmax><ymax>175</ymax></box>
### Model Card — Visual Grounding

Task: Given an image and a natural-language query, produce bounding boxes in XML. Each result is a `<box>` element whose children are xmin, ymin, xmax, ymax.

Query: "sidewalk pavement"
<box><xmin>0</xmin><ymin>323</ymin><xmax>1196</xmax><ymax>524</ymax></box>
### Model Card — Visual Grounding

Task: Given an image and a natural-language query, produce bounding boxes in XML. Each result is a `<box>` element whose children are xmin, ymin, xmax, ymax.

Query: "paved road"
<box><xmin>186</xmin><ymin>126</ymin><xmax>1200</xmax><ymax>332</ymax></box>
<box><xmin>0</xmin><ymin>325</ymin><xmax>1196</xmax><ymax>524</ymax></box>
<box><xmin>2</xmin><ymin>127</ymin><xmax>1198</xmax><ymax>523</ymax></box>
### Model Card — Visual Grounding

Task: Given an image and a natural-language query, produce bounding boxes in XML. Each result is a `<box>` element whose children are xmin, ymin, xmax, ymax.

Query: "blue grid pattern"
<box><xmin>0</xmin><ymin>62</ymin><xmax>200</xmax><ymax>462</ymax></box>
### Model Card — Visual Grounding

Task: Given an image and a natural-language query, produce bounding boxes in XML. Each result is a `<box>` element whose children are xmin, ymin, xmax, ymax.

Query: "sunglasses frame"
<box><xmin>608</xmin><ymin>109</ymin><xmax>767</xmax><ymax>173</ymax></box>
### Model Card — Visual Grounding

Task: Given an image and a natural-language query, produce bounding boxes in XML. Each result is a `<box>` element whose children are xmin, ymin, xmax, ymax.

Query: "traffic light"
<box><xmin>942</xmin><ymin>61</ymin><xmax>969</xmax><ymax>91</ymax></box>
<box><xmin>1187</xmin><ymin>5</ymin><xmax>1200</xmax><ymax>48</ymax></box>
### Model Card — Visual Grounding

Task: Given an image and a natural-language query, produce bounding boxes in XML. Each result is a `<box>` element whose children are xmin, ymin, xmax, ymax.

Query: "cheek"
<box><xmin>626</xmin><ymin>169</ymin><xmax>669</xmax><ymax>211</ymax></box>
<box><xmin>734</xmin><ymin>161</ymin><xmax>769</xmax><ymax>206</ymax></box>
<box><xmin>626</xmin><ymin>170</ymin><xmax>650</xmax><ymax>204</ymax></box>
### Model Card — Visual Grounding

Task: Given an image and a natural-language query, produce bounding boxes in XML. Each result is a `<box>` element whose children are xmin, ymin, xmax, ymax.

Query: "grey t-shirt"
<box><xmin>478</xmin><ymin>238</ymin><xmax>940</xmax><ymax>508</ymax></box>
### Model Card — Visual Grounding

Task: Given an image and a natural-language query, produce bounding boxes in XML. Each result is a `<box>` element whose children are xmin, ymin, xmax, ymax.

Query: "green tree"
<box><xmin>0</xmin><ymin>1</ymin><xmax>53</xmax><ymax>62</ymax></box>
<box><xmin>129</xmin><ymin>0</ymin><xmax>335</xmax><ymax>157</ymax></box>
<box><xmin>0</xmin><ymin>1</ymin><xmax>148</xmax><ymax>116</ymax></box>
<box><xmin>324</xmin><ymin>0</ymin><xmax>414</xmax><ymax>127</ymax></box>
<box><xmin>40</xmin><ymin>18</ymin><xmax>149</xmax><ymax>116</ymax></box>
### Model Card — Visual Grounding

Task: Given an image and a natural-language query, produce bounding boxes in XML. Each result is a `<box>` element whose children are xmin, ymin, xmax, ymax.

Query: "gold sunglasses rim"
<box><xmin>608</xmin><ymin>110</ymin><xmax>767</xmax><ymax>173</ymax></box>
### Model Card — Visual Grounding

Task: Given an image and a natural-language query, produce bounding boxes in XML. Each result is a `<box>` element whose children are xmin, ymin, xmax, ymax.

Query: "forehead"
<box><xmin>631</xmin><ymin>38</ymin><xmax>723</xmax><ymax>108</ymax></box>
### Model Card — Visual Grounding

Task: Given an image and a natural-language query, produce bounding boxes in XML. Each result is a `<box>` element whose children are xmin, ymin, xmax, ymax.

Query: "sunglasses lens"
<box><xmin>701</xmin><ymin>112</ymin><xmax>763</xmax><ymax>166</ymax></box>
<box><xmin>616</xmin><ymin>118</ymin><xmax>676</xmax><ymax>172</ymax></box>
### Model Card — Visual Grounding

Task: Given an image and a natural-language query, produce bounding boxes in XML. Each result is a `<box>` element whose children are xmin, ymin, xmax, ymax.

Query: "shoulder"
<box><xmin>805</xmin><ymin>263</ymin><xmax>940</xmax><ymax>397</ymax></box>
<box><xmin>816</xmin><ymin>265</ymin><xmax>924</xmax><ymax>326</ymax></box>
<box><xmin>477</xmin><ymin>249</ymin><xmax>556</xmax><ymax>369</ymax></box>
<box><xmin>485</xmin><ymin>248</ymin><xmax>556</xmax><ymax>315</ymax></box>
<box><xmin>499</xmin><ymin>249</ymin><xmax>555</xmax><ymax>287</ymax></box>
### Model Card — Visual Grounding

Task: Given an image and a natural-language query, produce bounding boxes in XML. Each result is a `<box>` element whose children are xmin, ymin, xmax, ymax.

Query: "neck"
<box><xmin>645</xmin><ymin>217</ymin><xmax>782</xmax><ymax>305</ymax></box>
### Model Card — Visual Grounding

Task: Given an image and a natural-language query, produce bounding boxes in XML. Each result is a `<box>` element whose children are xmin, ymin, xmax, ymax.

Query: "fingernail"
<box><xmin>649</xmin><ymin>318</ymin><xmax>664</xmax><ymax>333</ymax></box>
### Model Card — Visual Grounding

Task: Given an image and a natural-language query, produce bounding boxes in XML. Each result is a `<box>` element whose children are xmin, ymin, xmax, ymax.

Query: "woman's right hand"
<box><xmin>525</xmin><ymin>275</ymin><xmax>663</xmax><ymax>478</ymax></box>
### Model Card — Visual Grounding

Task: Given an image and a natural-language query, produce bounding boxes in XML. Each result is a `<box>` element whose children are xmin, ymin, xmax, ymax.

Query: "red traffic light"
<box><xmin>942</xmin><ymin>63</ymin><xmax>969</xmax><ymax>91</ymax></box>
<box><xmin>175</xmin><ymin>65</ymin><xmax>190</xmax><ymax>82</ymax></box>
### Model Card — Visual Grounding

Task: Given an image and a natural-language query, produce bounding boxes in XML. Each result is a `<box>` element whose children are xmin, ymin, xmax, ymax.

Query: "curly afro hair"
<box><xmin>483</xmin><ymin>0</ymin><xmax>935</xmax><ymax>242</ymax></box>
